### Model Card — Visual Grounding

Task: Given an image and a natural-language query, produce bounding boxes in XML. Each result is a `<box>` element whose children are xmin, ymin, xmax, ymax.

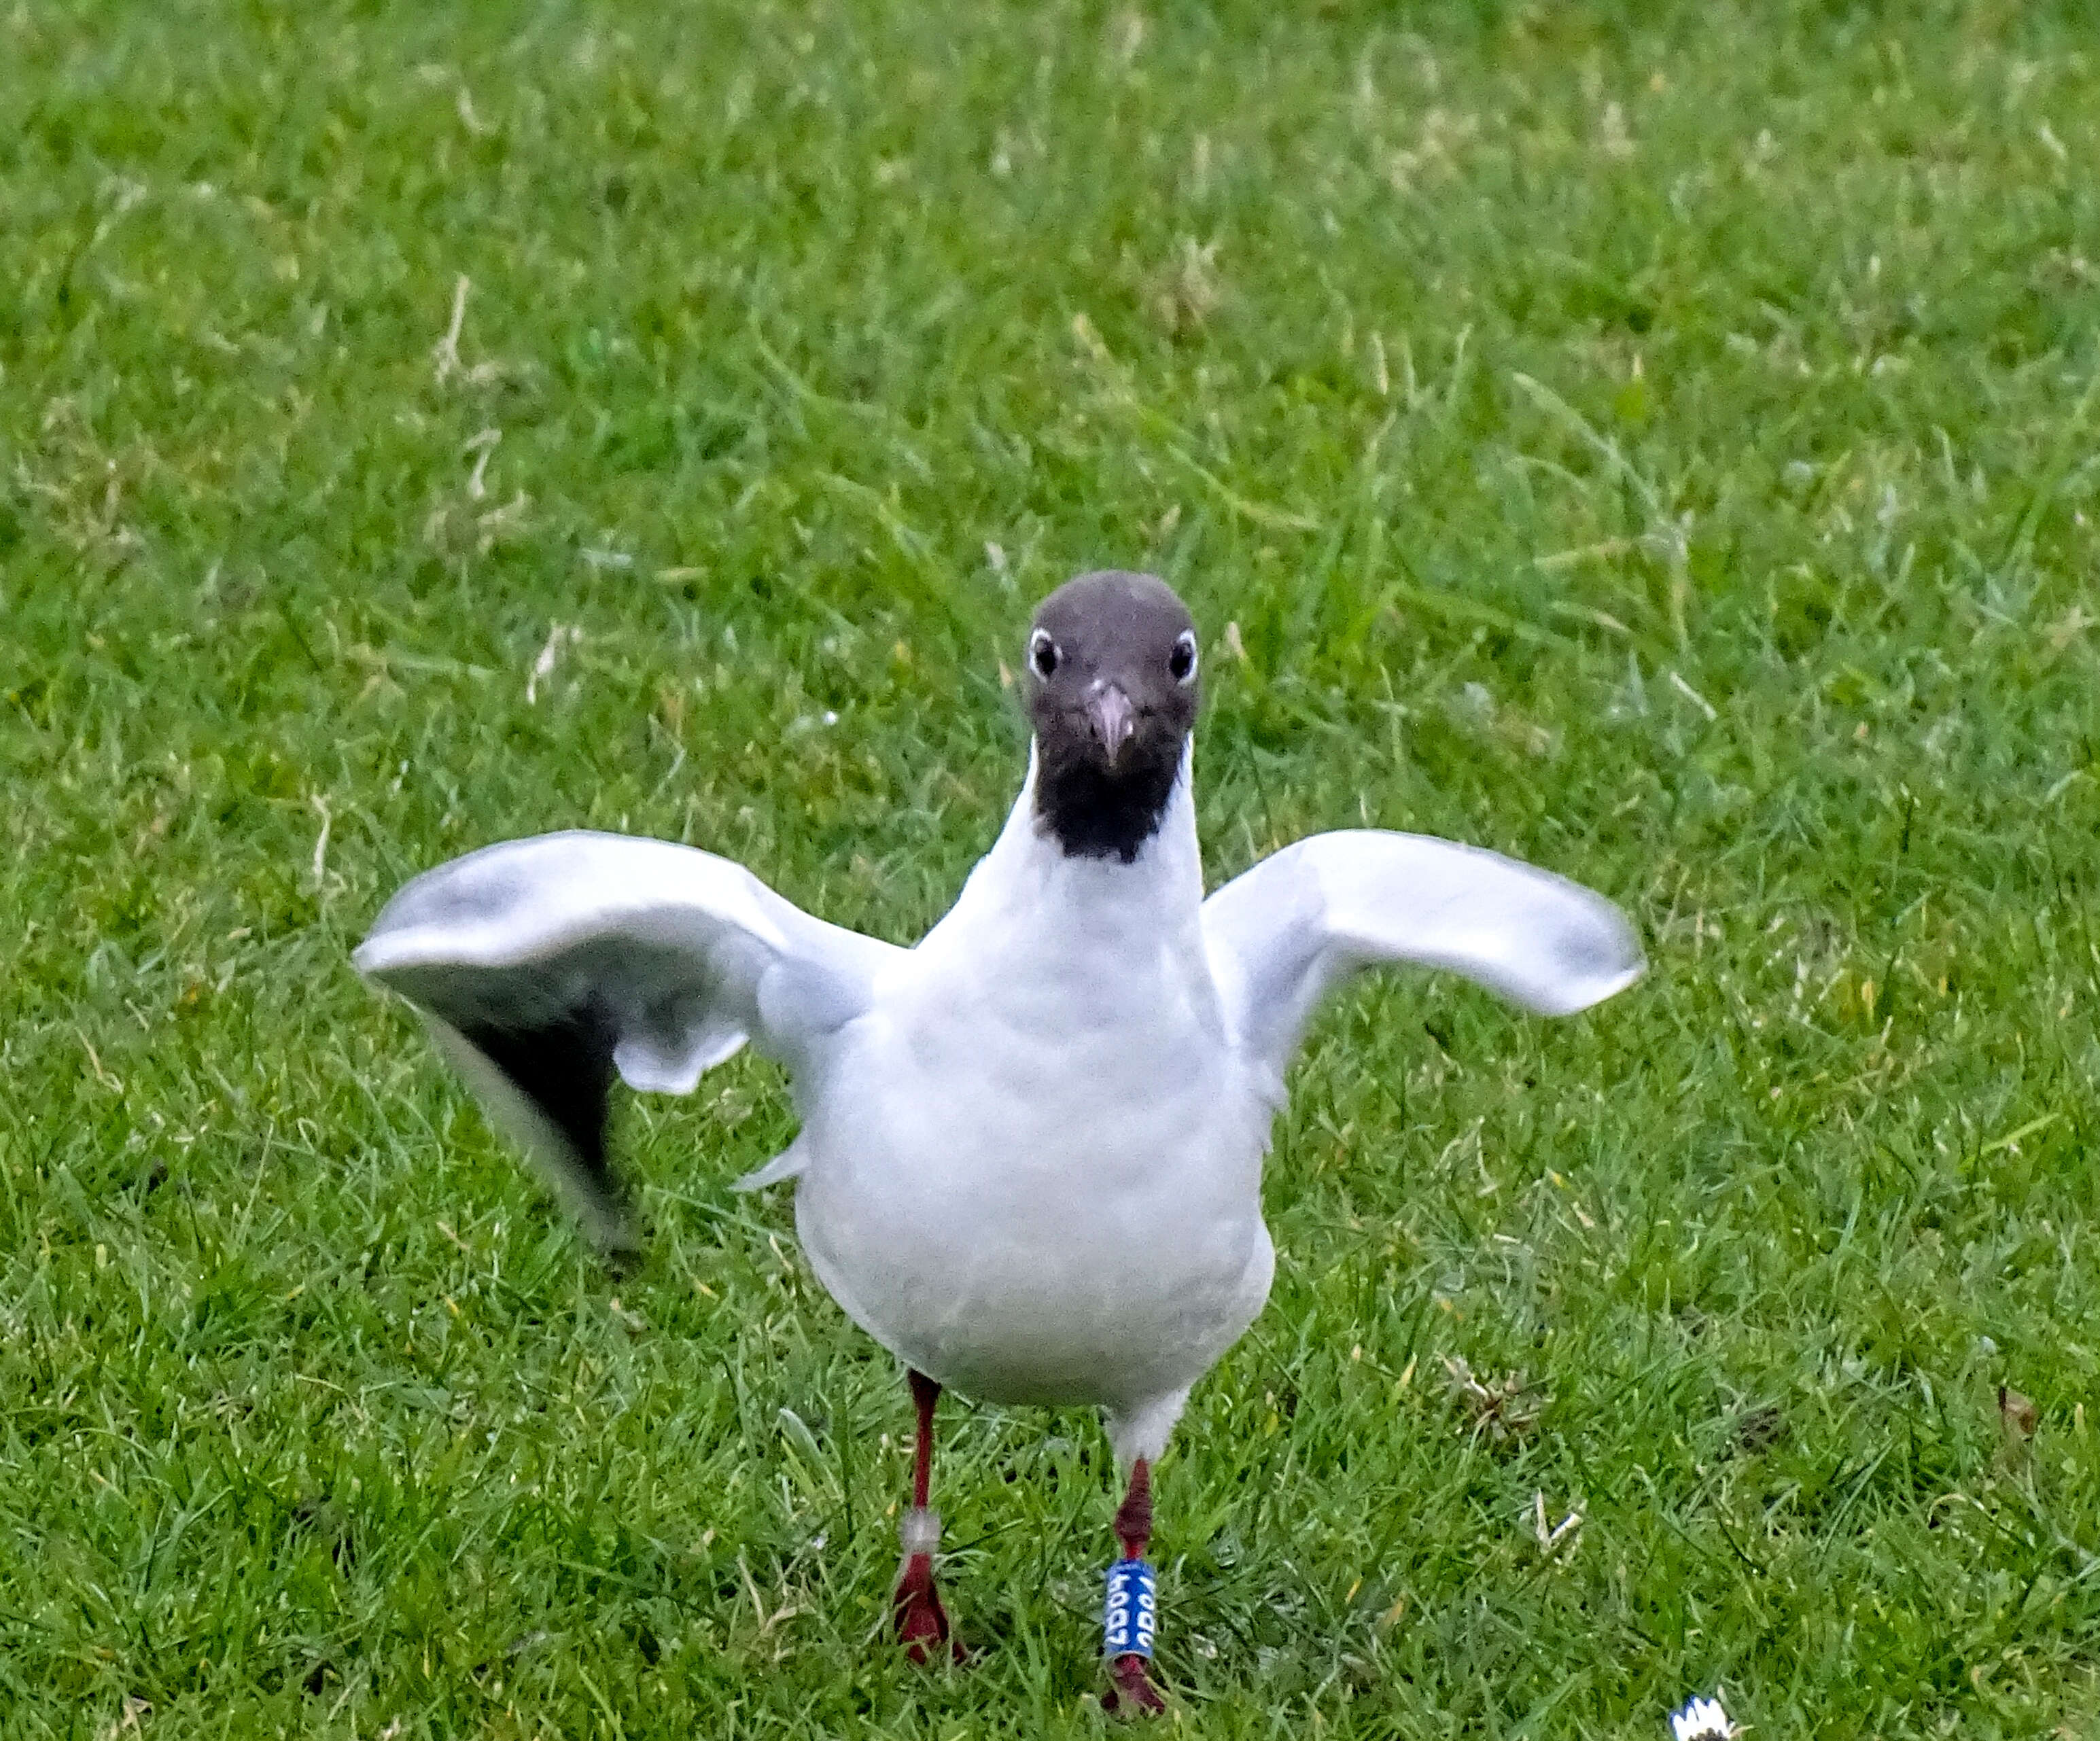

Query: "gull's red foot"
<box><xmin>892</xmin><ymin>1549</ymin><xmax>949</xmax><ymax>1658</ymax></box>
<box><xmin>1101</xmin><ymin>1459</ymin><xmax>1165</xmax><ymax>1712</ymax></box>
<box><xmin>892</xmin><ymin>1548</ymin><xmax>966</xmax><ymax>1663</ymax></box>
<box><xmin>892</xmin><ymin>1373</ymin><xmax>967</xmax><ymax>1662</ymax></box>
<box><xmin>1104</xmin><ymin>1651</ymin><xmax>1167</xmax><ymax>1715</ymax></box>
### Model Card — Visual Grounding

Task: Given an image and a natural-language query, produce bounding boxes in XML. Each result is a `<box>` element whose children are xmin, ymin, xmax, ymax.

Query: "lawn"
<box><xmin>5</xmin><ymin>0</ymin><xmax>2100</xmax><ymax>1734</ymax></box>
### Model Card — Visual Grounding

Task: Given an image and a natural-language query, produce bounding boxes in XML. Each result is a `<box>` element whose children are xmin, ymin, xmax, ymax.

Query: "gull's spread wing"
<box><xmin>354</xmin><ymin>831</ymin><xmax>899</xmax><ymax>1252</ymax></box>
<box><xmin>1202</xmin><ymin>830</ymin><xmax>1642</xmax><ymax>1085</ymax></box>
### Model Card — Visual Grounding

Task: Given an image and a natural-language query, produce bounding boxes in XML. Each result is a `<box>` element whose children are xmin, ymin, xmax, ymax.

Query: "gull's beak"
<box><xmin>1085</xmin><ymin>684</ymin><xmax>1136</xmax><ymax>766</ymax></box>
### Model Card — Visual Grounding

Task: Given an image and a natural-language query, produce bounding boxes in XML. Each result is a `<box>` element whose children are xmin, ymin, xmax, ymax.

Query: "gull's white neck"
<box><xmin>963</xmin><ymin>739</ymin><xmax>1203</xmax><ymax>923</ymax></box>
<box><xmin>902</xmin><ymin>735</ymin><xmax>1223</xmax><ymax>1075</ymax></box>
<box><xmin>909</xmin><ymin>738</ymin><xmax>1212</xmax><ymax>1008</ymax></box>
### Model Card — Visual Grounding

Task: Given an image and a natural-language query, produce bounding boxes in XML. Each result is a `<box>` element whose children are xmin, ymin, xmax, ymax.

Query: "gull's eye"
<box><xmin>1168</xmin><ymin>631</ymin><xmax>1197</xmax><ymax>684</ymax></box>
<box><xmin>1030</xmin><ymin>629</ymin><xmax>1060</xmax><ymax>679</ymax></box>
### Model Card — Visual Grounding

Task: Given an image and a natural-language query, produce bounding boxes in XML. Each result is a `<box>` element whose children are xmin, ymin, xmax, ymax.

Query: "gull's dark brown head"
<box><xmin>1023</xmin><ymin>570</ymin><xmax>1200</xmax><ymax>863</ymax></box>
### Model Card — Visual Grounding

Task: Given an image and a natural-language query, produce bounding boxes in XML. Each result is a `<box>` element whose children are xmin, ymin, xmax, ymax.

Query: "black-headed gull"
<box><xmin>355</xmin><ymin>571</ymin><xmax>1642</xmax><ymax>1711</ymax></box>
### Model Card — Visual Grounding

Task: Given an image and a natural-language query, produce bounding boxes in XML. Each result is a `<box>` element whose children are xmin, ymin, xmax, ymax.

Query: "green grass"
<box><xmin>5</xmin><ymin>0</ymin><xmax>2100</xmax><ymax>1734</ymax></box>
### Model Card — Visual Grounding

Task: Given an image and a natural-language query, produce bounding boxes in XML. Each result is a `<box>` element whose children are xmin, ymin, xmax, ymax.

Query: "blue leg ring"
<box><xmin>1103</xmin><ymin>1558</ymin><xmax>1157</xmax><ymax>1659</ymax></box>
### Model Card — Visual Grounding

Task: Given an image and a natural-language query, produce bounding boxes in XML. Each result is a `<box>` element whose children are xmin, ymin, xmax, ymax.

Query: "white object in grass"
<box><xmin>1670</xmin><ymin>1693</ymin><xmax>1737</xmax><ymax>1741</ymax></box>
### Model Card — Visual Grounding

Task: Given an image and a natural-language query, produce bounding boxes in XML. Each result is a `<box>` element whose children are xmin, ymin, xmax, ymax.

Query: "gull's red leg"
<box><xmin>1102</xmin><ymin>1458</ymin><xmax>1167</xmax><ymax>1715</ymax></box>
<box><xmin>892</xmin><ymin>1369</ymin><xmax>963</xmax><ymax>1661</ymax></box>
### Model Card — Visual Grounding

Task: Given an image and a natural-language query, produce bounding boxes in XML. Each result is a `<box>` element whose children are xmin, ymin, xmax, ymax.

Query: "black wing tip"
<box><xmin>448</xmin><ymin>1008</ymin><xmax>647</xmax><ymax>1260</ymax></box>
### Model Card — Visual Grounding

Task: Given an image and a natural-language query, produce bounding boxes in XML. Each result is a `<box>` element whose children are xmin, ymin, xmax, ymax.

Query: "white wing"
<box><xmin>354</xmin><ymin>830</ymin><xmax>900</xmax><ymax>1253</ymax></box>
<box><xmin>1202</xmin><ymin>830</ymin><xmax>1642</xmax><ymax>1085</ymax></box>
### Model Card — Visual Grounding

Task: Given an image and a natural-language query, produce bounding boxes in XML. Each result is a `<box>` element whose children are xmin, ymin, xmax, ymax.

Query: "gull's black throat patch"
<box><xmin>1023</xmin><ymin>571</ymin><xmax>1201</xmax><ymax>864</ymax></box>
<box><xmin>1034</xmin><ymin>729</ymin><xmax>1187</xmax><ymax>862</ymax></box>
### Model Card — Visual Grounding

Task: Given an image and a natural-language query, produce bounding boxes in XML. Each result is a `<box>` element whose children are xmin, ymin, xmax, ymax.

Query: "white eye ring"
<box><xmin>1170</xmin><ymin>630</ymin><xmax>1198</xmax><ymax>684</ymax></box>
<box><xmin>1029</xmin><ymin>629</ymin><xmax>1059</xmax><ymax>678</ymax></box>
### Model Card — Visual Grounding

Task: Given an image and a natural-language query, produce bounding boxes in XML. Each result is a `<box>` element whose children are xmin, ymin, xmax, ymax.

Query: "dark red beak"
<box><xmin>1085</xmin><ymin>684</ymin><xmax>1136</xmax><ymax>766</ymax></box>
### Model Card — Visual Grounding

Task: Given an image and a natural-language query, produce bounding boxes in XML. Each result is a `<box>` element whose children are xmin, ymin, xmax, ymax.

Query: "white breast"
<box><xmin>790</xmin><ymin>755</ymin><xmax>1275</xmax><ymax>1413</ymax></box>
